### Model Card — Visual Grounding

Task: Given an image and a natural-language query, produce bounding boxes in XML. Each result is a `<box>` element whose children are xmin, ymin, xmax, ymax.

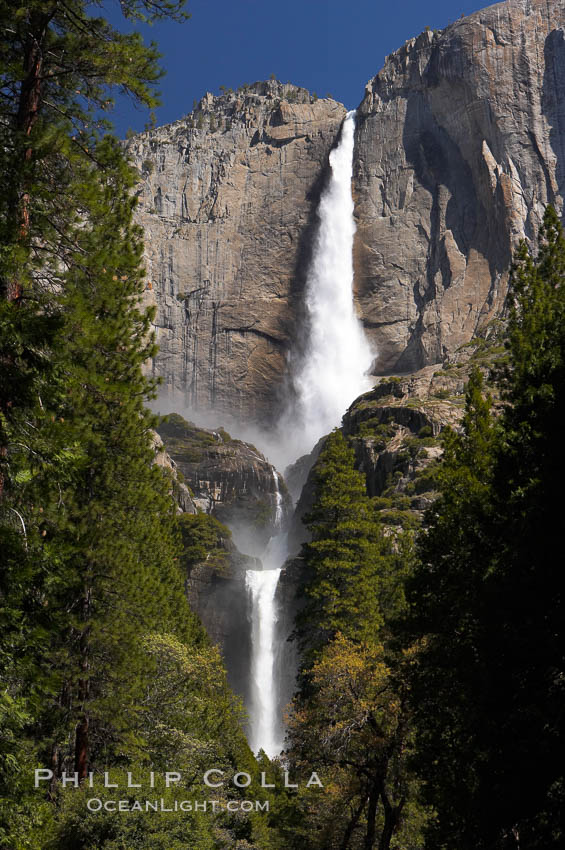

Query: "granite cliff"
<box><xmin>128</xmin><ymin>0</ymin><xmax>565</xmax><ymax>427</ymax></box>
<box><xmin>354</xmin><ymin>0</ymin><xmax>565</xmax><ymax>372</ymax></box>
<box><xmin>128</xmin><ymin>82</ymin><xmax>346</xmax><ymax>424</ymax></box>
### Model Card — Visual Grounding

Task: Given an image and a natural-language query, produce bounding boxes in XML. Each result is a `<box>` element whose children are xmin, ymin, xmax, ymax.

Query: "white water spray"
<box><xmin>290</xmin><ymin>110</ymin><xmax>373</xmax><ymax>458</ymax></box>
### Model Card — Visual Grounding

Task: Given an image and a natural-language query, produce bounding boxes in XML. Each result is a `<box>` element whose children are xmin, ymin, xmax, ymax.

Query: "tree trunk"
<box><xmin>378</xmin><ymin>798</ymin><xmax>396</xmax><ymax>850</ymax></box>
<box><xmin>74</xmin><ymin>585</ymin><xmax>91</xmax><ymax>781</ymax></box>
<box><xmin>74</xmin><ymin>711</ymin><xmax>89</xmax><ymax>780</ymax></box>
<box><xmin>48</xmin><ymin>743</ymin><xmax>59</xmax><ymax>800</ymax></box>
<box><xmin>379</xmin><ymin>786</ymin><xmax>404</xmax><ymax>850</ymax></box>
<box><xmin>2</xmin><ymin>10</ymin><xmax>51</xmax><ymax>302</ymax></box>
<box><xmin>0</xmin><ymin>9</ymin><xmax>53</xmax><ymax>500</ymax></box>
<box><xmin>365</xmin><ymin>778</ymin><xmax>380</xmax><ymax>850</ymax></box>
<box><xmin>339</xmin><ymin>795</ymin><xmax>367</xmax><ymax>850</ymax></box>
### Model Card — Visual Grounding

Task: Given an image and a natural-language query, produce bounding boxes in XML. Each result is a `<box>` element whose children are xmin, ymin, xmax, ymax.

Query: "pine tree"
<box><xmin>45</xmin><ymin>138</ymin><xmax>196</xmax><ymax>773</ymax></box>
<box><xmin>0</xmin><ymin>0</ymin><xmax>188</xmax><ymax>296</ymax></box>
<box><xmin>0</xmin><ymin>0</ymin><xmax>189</xmax><ymax>495</ymax></box>
<box><xmin>287</xmin><ymin>430</ymin><xmax>424</xmax><ymax>850</ymax></box>
<box><xmin>1</xmin><ymin>138</ymin><xmax>192</xmax><ymax>787</ymax></box>
<box><xmin>296</xmin><ymin>430</ymin><xmax>397</xmax><ymax>660</ymax></box>
<box><xmin>0</xmin><ymin>0</ymin><xmax>191</xmax><ymax>757</ymax></box>
<box><xmin>407</xmin><ymin>368</ymin><xmax>498</xmax><ymax>847</ymax></box>
<box><xmin>481</xmin><ymin>207</ymin><xmax>565</xmax><ymax>847</ymax></box>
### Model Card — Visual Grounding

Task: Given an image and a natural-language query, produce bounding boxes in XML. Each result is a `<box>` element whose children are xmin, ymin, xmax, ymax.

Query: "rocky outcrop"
<box><xmin>127</xmin><ymin>82</ymin><xmax>346</xmax><ymax>425</ymax></box>
<box><xmin>151</xmin><ymin>430</ymin><xmax>197</xmax><ymax>513</ymax></box>
<box><xmin>288</xmin><ymin>323</ymin><xmax>506</xmax><ymax>539</ymax></box>
<box><xmin>342</xmin><ymin>370</ymin><xmax>459</xmax><ymax>519</ymax></box>
<box><xmin>354</xmin><ymin>0</ymin><xmax>565</xmax><ymax>373</ymax></box>
<box><xmin>185</xmin><ymin>535</ymin><xmax>259</xmax><ymax>701</ymax></box>
<box><xmin>152</xmin><ymin>425</ymin><xmax>256</xmax><ymax>700</ymax></box>
<box><xmin>157</xmin><ymin>413</ymin><xmax>292</xmax><ymax>550</ymax></box>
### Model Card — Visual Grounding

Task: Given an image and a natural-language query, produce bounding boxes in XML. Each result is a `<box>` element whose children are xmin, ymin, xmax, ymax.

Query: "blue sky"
<box><xmin>107</xmin><ymin>0</ymin><xmax>489</xmax><ymax>137</ymax></box>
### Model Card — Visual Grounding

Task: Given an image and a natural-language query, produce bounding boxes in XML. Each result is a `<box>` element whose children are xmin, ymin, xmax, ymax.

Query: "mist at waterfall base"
<box><xmin>153</xmin><ymin>112</ymin><xmax>374</xmax><ymax>759</ymax></box>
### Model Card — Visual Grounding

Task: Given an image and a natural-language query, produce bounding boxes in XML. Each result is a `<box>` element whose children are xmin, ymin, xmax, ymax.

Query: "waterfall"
<box><xmin>244</xmin><ymin>111</ymin><xmax>374</xmax><ymax>758</ymax></box>
<box><xmin>245</xmin><ymin>567</ymin><xmax>283</xmax><ymax>757</ymax></box>
<box><xmin>291</xmin><ymin>109</ymin><xmax>373</xmax><ymax>457</ymax></box>
<box><xmin>246</xmin><ymin>469</ymin><xmax>287</xmax><ymax>757</ymax></box>
<box><xmin>272</xmin><ymin>470</ymin><xmax>283</xmax><ymax>529</ymax></box>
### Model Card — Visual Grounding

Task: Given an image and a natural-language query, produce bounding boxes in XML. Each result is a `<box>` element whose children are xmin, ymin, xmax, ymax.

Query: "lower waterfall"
<box><xmin>245</xmin><ymin>565</ymin><xmax>283</xmax><ymax>757</ymax></box>
<box><xmin>245</xmin><ymin>473</ymin><xmax>289</xmax><ymax>757</ymax></box>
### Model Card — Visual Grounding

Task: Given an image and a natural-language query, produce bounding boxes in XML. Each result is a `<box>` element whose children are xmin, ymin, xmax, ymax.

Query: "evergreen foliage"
<box><xmin>295</xmin><ymin>430</ymin><xmax>402</xmax><ymax>658</ymax></box>
<box><xmin>287</xmin><ymin>430</ymin><xmax>426</xmax><ymax>850</ymax></box>
<box><xmin>178</xmin><ymin>511</ymin><xmax>231</xmax><ymax>576</ymax></box>
<box><xmin>0</xmin><ymin>0</ymin><xmax>187</xmax><ymax>304</ymax></box>
<box><xmin>409</xmin><ymin>206</ymin><xmax>565</xmax><ymax>849</ymax></box>
<box><xmin>407</xmin><ymin>368</ymin><xmax>498</xmax><ymax>846</ymax></box>
<box><xmin>0</xmin><ymin>2</ymin><xmax>279</xmax><ymax>848</ymax></box>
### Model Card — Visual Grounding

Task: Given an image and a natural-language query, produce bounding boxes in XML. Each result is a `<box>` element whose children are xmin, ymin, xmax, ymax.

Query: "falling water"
<box><xmin>246</xmin><ymin>468</ymin><xmax>288</xmax><ymax>757</ymax></box>
<box><xmin>245</xmin><ymin>111</ymin><xmax>373</xmax><ymax>757</ymax></box>
<box><xmin>245</xmin><ymin>563</ymin><xmax>283</xmax><ymax>756</ymax></box>
<box><xmin>291</xmin><ymin>109</ymin><xmax>373</xmax><ymax>457</ymax></box>
<box><xmin>272</xmin><ymin>470</ymin><xmax>284</xmax><ymax>529</ymax></box>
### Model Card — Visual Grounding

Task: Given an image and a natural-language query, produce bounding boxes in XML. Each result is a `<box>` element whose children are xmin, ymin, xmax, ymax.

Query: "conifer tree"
<box><xmin>44</xmin><ymin>138</ymin><xmax>199</xmax><ymax>774</ymax></box>
<box><xmin>295</xmin><ymin>430</ymin><xmax>400</xmax><ymax>661</ymax></box>
<box><xmin>0</xmin><ymin>136</ymin><xmax>192</xmax><ymax>795</ymax></box>
<box><xmin>481</xmin><ymin>207</ymin><xmax>565</xmax><ymax>847</ymax></box>
<box><xmin>407</xmin><ymin>368</ymin><xmax>498</xmax><ymax>847</ymax></box>
<box><xmin>288</xmin><ymin>430</ymin><xmax>424</xmax><ymax>850</ymax></box>
<box><xmin>0</xmin><ymin>0</ymin><xmax>189</xmax><ymax>491</ymax></box>
<box><xmin>0</xmin><ymin>0</ymin><xmax>188</xmax><ymax>297</ymax></box>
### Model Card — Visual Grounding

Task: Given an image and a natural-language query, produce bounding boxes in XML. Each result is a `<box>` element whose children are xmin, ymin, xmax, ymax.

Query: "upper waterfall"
<box><xmin>290</xmin><ymin>110</ymin><xmax>374</xmax><ymax>457</ymax></box>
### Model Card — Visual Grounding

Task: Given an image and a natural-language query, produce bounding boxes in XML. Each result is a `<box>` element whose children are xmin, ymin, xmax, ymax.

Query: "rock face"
<box><xmin>354</xmin><ymin>0</ymin><xmax>565</xmax><ymax>373</ymax></box>
<box><xmin>156</xmin><ymin>413</ymin><xmax>292</xmax><ymax>551</ymax></box>
<box><xmin>185</xmin><ymin>537</ymin><xmax>259</xmax><ymax>703</ymax></box>
<box><xmin>127</xmin><ymin>82</ymin><xmax>346</xmax><ymax>425</ymax></box>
